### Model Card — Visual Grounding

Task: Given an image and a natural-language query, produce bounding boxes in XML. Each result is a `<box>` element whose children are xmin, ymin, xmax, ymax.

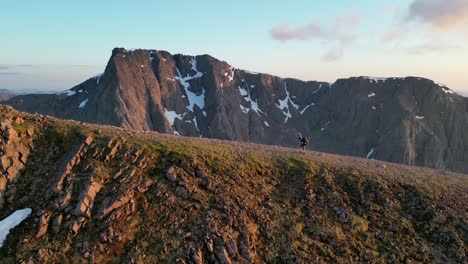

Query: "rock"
<box><xmin>196</xmin><ymin>169</ymin><xmax>210</xmax><ymax>179</ymax></box>
<box><xmin>214</xmin><ymin>246</ymin><xmax>232</xmax><ymax>264</ymax></box>
<box><xmin>35</xmin><ymin>210</ymin><xmax>51</xmax><ymax>238</ymax></box>
<box><xmin>105</xmin><ymin>141</ymin><xmax>121</xmax><ymax>161</ymax></box>
<box><xmin>166</xmin><ymin>166</ymin><xmax>177</xmax><ymax>182</ymax></box>
<box><xmin>205</xmin><ymin>238</ymin><xmax>214</xmax><ymax>253</ymax></box>
<box><xmin>112</xmin><ymin>168</ymin><xmax>126</xmax><ymax>180</ymax></box>
<box><xmin>137</xmin><ymin>177</ymin><xmax>153</xmax><ymax>193</ymax></box>
<box><xmin>225</xmin><ymin>239</ymin><xmax>239</xmax><ymax>259</ymax></box>
<box><xmin>71</xmin><ymin>221</ymin><xmax>81</xmax><ymax>233</ymax></box>
<box><xmin>175</xmin><ymin>186</ymin><xmax>189</xmax><ymax>199</ymax></box>
<box><xmin>27</xmin><ymin>127</ymin><xmax>34</xmax><ymax>137</ymax></box>
<box><xmin>99</xmin><ymin>227</ymin><xmax>114</xmax><ymax>243</ymax></box>
<box><xmin>51</xmin><ymin>214</ymin><xmax>63</xmax><ymax>234</ymax></box>
<box><xmin>96</xmin><ymin>192</ymin><xmax>132</xmax><ymax>220</ymax></box>
<box><xmin>15</xmin><ymin>117</ymin><xmax>24</xmax><ymax>124</ymax></box>
<box><xmin>74</xmin><ymin>180</ymin><xmax>102</xmax><ymax>217</ymax></box>
<box><xmin>85</xmin><ymin>136</ymin><xmax>94</xmax><ymax>145</ymax></box>
<box><xmin>36</xmin><ymin>248</ymin><xmax>49</xmax><ymax>260</ymax></box>
<box><xmin>239</xmin><ymin>243</ymin><xmax>252</xmax><ymax>261</ymax></box>
<box><xmin>1</xmin><ymin>156</ymin><xmax>11</xmax><ymax>171</ymax></box>
<box><xmin>190</xmin><ymin>248</ymin><xmax>204</xmax><ymax>264</ymax></box>
<box><xmin>4</xmin><ymin>125</ymin><xmax>18</xmax><ymax>141</ymax></box>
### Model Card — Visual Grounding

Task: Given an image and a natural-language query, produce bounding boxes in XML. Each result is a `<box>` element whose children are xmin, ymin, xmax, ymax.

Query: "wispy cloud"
<box><xmin>270</xmin><ymin>13</ymin><xmax>360</xmax><ymax>61</ymax></box>
<box><xmin>271</xmin><ymin>23</ymin><xmax>330</xmax><ymax>41</ymax></box>
<box><xmin>0</xmin><ymin>65</ymin><xmax>22</xmax><ymax>75</ymax></box>
<box><xmin>322</xmin><ymin>47</ymin><xmax>344</xmax><ymax>62</ymax></box>
<box><xmin>382</xmin><ymin>29</ymin><xmax>408</xmax><ymax>42</ymax></box>
<box><xmin>405</xmin><ymin>42</ymin><xmax>462</xmax><ymax>54</ymax></box>
<box><xmin>406</xmin><ymin>0</ymin><xmax>468</xmax><ymax>29</ymax></box>
<box><xmin>0</xmin><ymin>72</ymin><xmax>20</xmax><ymax>75</ymax></box>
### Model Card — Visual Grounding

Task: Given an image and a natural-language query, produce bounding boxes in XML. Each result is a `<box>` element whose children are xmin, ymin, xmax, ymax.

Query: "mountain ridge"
<box><xmin>6</xmin><ymin>48</ymin><xmax>468</xmax><ymax>173</ymax></box>
<box><xmin>0</xmin><ymin>105</ymin><xmax>466</xmax><ymax>263</ymax></box>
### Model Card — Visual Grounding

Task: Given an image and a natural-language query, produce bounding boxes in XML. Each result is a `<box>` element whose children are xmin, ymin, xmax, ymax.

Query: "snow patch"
<box><xmin>439</xmin><ymin>85</ymin><xmax>455</xmax><ymax>95</ymax></box>
<box><xmin>79</xmin><ymin>99</ymin><xmax>88</xmax><ymax>109</ymax></box>
<box><xmin>312</xmin><ymin>84</ymin><xmax>322</xmax><ymax>94</ymax></box>
<box><xmin>416</xmin><ymin>116</ymin><xmax>424</xmax><ymax>120</ymax></box>
<box><xmin>56</xmin><ymin>89</ymin><xmax>77</xmax><ymax>96</ymax></box>
<box><xmin>175</xmin><ymin>57</ymin><xmax>205</xmax><ymax>112</ymax></box>
<box><xmin>372</xmin><ymin>106</ymin><xmax>377</xmax><ymax>110</ymax></box>
<box><xmin>164</xmin><ymin>108</ymin><xmax>185</xmax><ymax>126</ymax></box>
<box><xmin>264</xmin><ymin>121</ymin><xmax>270</xmax><ymax>127</ymax></box>
<box><xmin>226</xmin><ymin>67</ymin><xmax>235</xmax><ymax>82</ymax></box>
<box><xmin>238</xmin><ymin>86</ymin><xmax>263</xmax><ymax>116</ymax></box>
<box><xmin>149</xmin><ymin>51</ymin><xmax>155</xmax><ymax>61</ymax></box>
<box><xmin>192</xmin><ymin>117</ymin><xmax>200</xmax><ymax>133</ymax></box>
<box><xmin>321</xmin><ymin>121</ymin><xmax>330</xmax><ymax>132</ymax></box>
<box><xmin>299</xmin><ymin>103</ymin><xmax>315</xmax><ymax>115</ymax></box>
<box><xmin>276</xmin><ymin>83</ymin><xmax>300</xmax><ymax>123</ymax></box>
<box><xmin>244</xmin><ymin>70</ymin><xmax>259</xmax><ymax>75</ymax></box>
<box><xmin>0</xmin><ymin>208</ymin><xmax>32</xmax><ymax>248</ymax></box>
<box><xmin>365</xmin><ymin>77</ymin><xmax>388</xmax><ymax>83</ymax></box>
<box><xmin>94</xmin><ymin>73</ymin><xmax>103</xmax><ymax>85</ymax></box>
<box><xmin>366</xmin><ymin>148</ymin><xmax>375</xmax><ymax>159</ymax></box>
<box><xmin>368</xmin><ymin>92</ymin><xmax>376</xmax><ymax>98</ymax></box>
<box><xmin>240</xmin><ymin>104</ymin><xmax>250</xmax><ymax>114</ymax></box>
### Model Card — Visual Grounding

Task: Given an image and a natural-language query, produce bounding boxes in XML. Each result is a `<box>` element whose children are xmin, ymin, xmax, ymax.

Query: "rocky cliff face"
<box><xmin>0</xmin><ymin>106</ymin><xmax>466</xmax><ymax>263</ymax></box>
<box><xmin>7</xmin><ymin>48</ymin><xmax>468</xmax><ymax>173</ymax></box>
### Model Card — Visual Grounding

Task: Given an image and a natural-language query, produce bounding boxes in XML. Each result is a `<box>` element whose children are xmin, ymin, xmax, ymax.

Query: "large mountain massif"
<box><xmin>7</xmin><ymin>48</ymin><xmax>468</xmax><ymax>173</ymax></box>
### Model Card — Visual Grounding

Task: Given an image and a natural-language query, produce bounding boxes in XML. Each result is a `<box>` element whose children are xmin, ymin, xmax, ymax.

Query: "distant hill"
<box><xmin>6</xmin><ymin>48</ymin><xmax>468</xmax><ymax>173</ymax></box>
<box><xmin>0</xmin><ymin>105</ymin><xmax>466</xmax><ymax>263</ymax></box>
<box><xmin>0</xmin><ymin>88</ymin><xmax>58</xmax><ymax>101</ymax></box>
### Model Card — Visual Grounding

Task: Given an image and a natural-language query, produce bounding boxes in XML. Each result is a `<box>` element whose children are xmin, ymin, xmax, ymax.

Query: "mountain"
<box><xmin>6</xmin><ymin>48</ymin><xmax>468</xmax><ymax>173</ymax></box>
<box><xmin>0</xmin><ymin>106</ymin><xmax>466</xmax><ymax>263</ymax></box>
<box><xmin>0</xmin><ymin>88</ymin><xmax>58</xmax><ymax>102</ymax></box>
<box><xmin>0</xmin><ymin>93</ymin><xmax>15</xmax><ymax>102</ymax></box>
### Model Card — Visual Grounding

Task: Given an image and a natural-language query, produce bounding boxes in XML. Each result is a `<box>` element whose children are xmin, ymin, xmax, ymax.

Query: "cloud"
<box><xmin>334</xmin><ymin>14</ymin><xmax>361</xmax><ymax>29</ymax></box>
<box><xmin>379</xmin><ymin>4</ymin><xmax>399</xmax><ymax>15</ymax></box>
<box><xmin>271</xmin><ymin>23</ymin><xmax>330</xmax><ymax>41</ymax></box>
<box><xmin>382</xmin><ymin>29</ymin><xmax>408</xmax><ymax>42</ymax></box>
<box><xmin>0</xmin><ymin>72</ymin><xmax>20</xmax><ymax>75</ymax></box>
<box><xmin>322</xmin><ymin>47</ymin><xmax>344</xmax><ymax>62</ymax></box>
<box><xmin>405</xmin><ymin>43</ymin><xmax>461</xmax><ymax>54</ymax></box>
<box><xmin>270</xmin><ymin>13</ymin><xmax>360</xmax><ymax>61</ymax></box>
<box><xmin>271</xmin><ymin>13</ymin><xmax>359</xmax><ymax>43</ymax></box>
<box><xmin>407</xmin><ymin>0</ymin><xmax>468</xmax><ymax>29</ymax></box>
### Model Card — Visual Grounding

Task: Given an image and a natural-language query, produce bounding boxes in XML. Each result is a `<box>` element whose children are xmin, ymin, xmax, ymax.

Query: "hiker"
<box><xmin>298</xmin><ymin>135</ymin><xmax>309</xmax><ymax>152</ymax></box>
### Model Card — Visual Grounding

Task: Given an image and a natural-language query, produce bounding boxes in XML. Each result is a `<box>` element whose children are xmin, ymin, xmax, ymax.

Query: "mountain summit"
<box><xmin>7</xmin><ymin>48</ymin><xmax>468</xmax><ymax>173</ymax></box>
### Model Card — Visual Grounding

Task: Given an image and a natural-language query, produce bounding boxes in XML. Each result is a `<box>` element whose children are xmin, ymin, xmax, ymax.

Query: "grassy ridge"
<box><xmin>0</xmin><ymin>108</ymin><xmax>466</xmax><ymax>263</ymax></box>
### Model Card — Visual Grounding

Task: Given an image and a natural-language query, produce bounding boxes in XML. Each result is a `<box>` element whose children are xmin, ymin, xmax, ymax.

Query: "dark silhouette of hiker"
<box><xmin>298</xmin><ymin>136</ymin><xmax>309</xmax><ymax>153</ymax></box>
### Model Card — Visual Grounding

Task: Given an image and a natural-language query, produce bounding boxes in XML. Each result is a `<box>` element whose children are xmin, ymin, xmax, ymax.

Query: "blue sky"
<box><xmin>1</xmin><ymin>0</ymin><xmax>467</xmax><ymax>94</ymax></box>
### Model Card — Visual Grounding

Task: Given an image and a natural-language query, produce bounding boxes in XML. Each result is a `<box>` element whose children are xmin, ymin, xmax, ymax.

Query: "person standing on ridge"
<box><xmin>298</xmin><ymin>135</ymin><xmax>309</xmax><ymax>153</ymax></box>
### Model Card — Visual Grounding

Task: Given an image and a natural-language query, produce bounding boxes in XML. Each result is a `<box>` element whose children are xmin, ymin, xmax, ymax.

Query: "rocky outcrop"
<box><xmin>6</xmin><ymin>49</ymin><xmax>468</xmax><ymax>173</ymax></box>
<box><xmin>0</xmin><ymin>107</ymin><xmax>34</xmax><ymax>209</ymax></box>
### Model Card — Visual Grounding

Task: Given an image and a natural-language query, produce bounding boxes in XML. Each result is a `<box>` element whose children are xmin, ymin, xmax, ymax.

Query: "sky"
<box><xmin>1</xmin><ymin>0</ymin><xmax>467</xmax><ymax>95</ymax></box>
